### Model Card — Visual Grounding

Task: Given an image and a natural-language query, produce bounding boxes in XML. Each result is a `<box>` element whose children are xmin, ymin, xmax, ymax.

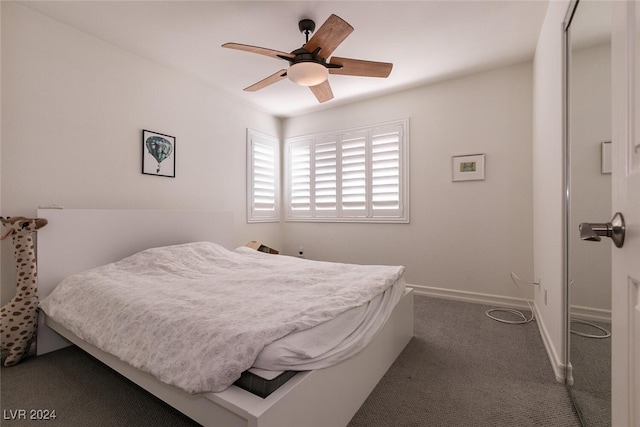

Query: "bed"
<box><xmin>35</xmin><ymin>209</ymin><xmax>414</xmax><ymax>427</ymax></box>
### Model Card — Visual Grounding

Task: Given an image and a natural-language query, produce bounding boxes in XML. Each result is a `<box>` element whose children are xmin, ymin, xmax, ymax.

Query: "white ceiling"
<box><xmin>19</xmin><ymin>0</ymin><xmax>551</xmax><ymax>118</ymax></box>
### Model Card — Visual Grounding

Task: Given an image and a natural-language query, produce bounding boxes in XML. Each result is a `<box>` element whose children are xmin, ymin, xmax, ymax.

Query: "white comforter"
<box><xmin>39</xmin><ymin>242</ymin><xmax>404</xmax><ymax>393</ymax></box>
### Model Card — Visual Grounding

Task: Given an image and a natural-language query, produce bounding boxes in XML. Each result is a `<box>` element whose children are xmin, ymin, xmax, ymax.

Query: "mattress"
<box><xmin>253</xmin><ymin>274</ymin><xmax>406</xmax><ymax>371</ymax></box>
<box><xmin>236</xmin><ymin>275</ymin><xmax>406</xmax><ymax>397</ymax></box>
<box><xmin>39</xmin><ymin>242</ymin><xmax>405</xmax><ymax>394</ymax></box>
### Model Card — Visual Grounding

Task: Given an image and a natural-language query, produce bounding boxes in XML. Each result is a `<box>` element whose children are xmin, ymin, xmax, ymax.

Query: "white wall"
<box><xmin>569</xmin><ymin>43</ymin><xmax>612</xmax><ymax>317</ymax></box>
<box><xmin>282</xmin><ymin>63</ymin><xmax>534</xmax><ymax>303</ymax></box>
<box><xmin>0</xmin><ymin>3</ymin><xmax>282</xmax><ymax>304</ymax></box>
<box><xmin>532</xmin><ymin>0</ymin><xmax>571</xmax><ymax>381</ymax></box>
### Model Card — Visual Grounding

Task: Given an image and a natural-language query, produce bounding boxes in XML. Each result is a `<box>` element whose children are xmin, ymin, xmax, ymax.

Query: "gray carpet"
<box><xmin>568</xmin><ymin>320</ymin><xmax>611</xmax><ymax>427</ymax></box>
<box><xmin>1</xmin><ymin>296</ymin><xmax>581</xmax><ymax>426</ymax></box>
<box><xmin>349</xmin><ymin>296</ymin><xmax>581</xmax><ymax>427</ymax></box>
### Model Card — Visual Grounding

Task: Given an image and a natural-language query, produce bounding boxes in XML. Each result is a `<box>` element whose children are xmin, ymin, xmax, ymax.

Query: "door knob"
<box><xmin>579</xmin><ymin>212</ymin><xmax>625</xmax><ymax>248</ymax></box>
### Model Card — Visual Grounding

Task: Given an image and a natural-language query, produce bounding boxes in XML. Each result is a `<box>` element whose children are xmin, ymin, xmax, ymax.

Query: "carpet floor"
<box><xmin>1</xmin><ymin>295</ymin><xmax>581</xmax><ymax>426</ymax></box>
<box><xmin>568</xmin><ymin>319</ymin><xmax>611</xmax><ymax>427</ymax></box>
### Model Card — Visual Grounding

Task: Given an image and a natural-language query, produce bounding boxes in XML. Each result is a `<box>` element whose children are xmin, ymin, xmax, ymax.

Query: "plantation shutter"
<box><xmin>289</xmin><ymin>139</ymin><xmax>313</xmax><ymax>216</ymax></box>
<box><xmin>371</xmin><ymin>124</ymin><xmax>403</xmax><ymax>217</ymax></box>
<box><xmin>314</xmin><ymin>136</ymin><xmax>338</xmax><ymax>215</ymax></box>
<box><xmin>247</xmin><ymin>130</ymin><xmax>279</xmax><ymax>222</ymax></box>
<box><xmin>341</xmin><ymin>131</ymin><xmax>368</xmax><ymax>217</ymax></box>
<box><xmin>285</xmin><ymin>119</ymin><xmax>408</xmax><ymax>223</ymax></box>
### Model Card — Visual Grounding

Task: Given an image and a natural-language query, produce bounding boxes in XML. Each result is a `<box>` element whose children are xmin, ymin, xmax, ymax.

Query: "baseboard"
<box><xmin>569</xmin><ymin>305</ymin><xmax>611</xmax><ymax>323</ymax></box>
<box><xmin>408</xmin><ymin>284</ymin><xmax>531</xmax><ymax>309</ymax></box>
<box><xmin>565</xmin><ymin>362</ymin><xmax>574</xmax><ymax>386</ymax></box>
<box><xmin>532</xmin><ymin>303</ymin><xmax>567</xmax><ymax>384</ymax></box>
<box><xmin>409</xmin><ymin>284</ymin><xmax>568</xmax><ymax>384</ymax></box>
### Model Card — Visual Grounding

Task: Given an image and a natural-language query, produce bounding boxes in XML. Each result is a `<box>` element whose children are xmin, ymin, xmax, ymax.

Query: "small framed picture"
<box><xmin>601</xmin><ymin>141</ymin><xmax>611</xmax><ymax>174</ymax></box>
<box><xmin>452</xmin><ymin>154</ymin><xmax>485</xmax><ymax>182</ymax></box>
<box><xmin>142</xmin><ymin>130</ymin><xmax>175</xmax><ymax>177</ymax></box>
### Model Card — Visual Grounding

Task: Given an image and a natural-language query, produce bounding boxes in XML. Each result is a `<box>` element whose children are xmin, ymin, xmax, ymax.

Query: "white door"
<box><xmin>611</xmin><ymin>2</ymin><xmax>640</xmax><ymax>426</ymax></box>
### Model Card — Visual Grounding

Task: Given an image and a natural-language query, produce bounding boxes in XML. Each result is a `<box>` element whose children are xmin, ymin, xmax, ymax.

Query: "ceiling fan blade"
<box><xmin>244</xmin><ymin>69</ymin><xmax>288</xmax><ymax>92</ymax></box>
<box><xmin>328</xmin><ymin>57</ymin><xmax>393</xmax><ymax>78</ymax></box>
<box><xmin>304</xmin><ymin>14</ymin><xmax>354</xmax><ymax>59</ymax></box>
<box><xmin>222</xmin><ymin>42</ymin><xmax>294</xmax><ymax>60</ymax></box>
<box><xmin>309</xmin><ymin>80</ymin><xmax>334</xmax><ymax>103</ymax></box>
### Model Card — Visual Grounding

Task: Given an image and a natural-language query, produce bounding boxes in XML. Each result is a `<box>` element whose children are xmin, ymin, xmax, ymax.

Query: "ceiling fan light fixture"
<box><xmin>287</xmin><ymin>62</ymin><xmax>328</xmax><ymax>86</ymax></box>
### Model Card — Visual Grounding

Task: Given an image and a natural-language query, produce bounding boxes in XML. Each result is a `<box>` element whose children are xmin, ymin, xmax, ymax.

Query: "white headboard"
<box><xmin>36</xmin><ymin>209</ymin><xmax>234</xmax><ymax>355</ymax></box>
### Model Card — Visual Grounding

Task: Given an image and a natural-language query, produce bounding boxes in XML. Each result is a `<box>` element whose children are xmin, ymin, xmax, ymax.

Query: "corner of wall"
<box><xmin>533</xmin><ymin>301</ymin><xmax>567</xmax><ymax>383</ymax></box>
<box><xmin>532</xmin><ymin>0</ymin><xmax>572</xmax><ymax>383</ymax></box>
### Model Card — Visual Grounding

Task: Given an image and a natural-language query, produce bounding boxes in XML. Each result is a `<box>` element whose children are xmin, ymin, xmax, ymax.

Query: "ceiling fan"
<box><xmin>222</xmin><ymin>14</ymin><xmax>393</xmax><ymax>103</ymax></box>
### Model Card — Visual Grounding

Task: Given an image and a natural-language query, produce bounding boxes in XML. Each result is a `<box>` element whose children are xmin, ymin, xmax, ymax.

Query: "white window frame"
<box><xmin>247</xmin><ymin>129</ymin><xmax>280</xmax><ymax>223</ymax></box>
<box><xmin>285</xmin><ymin>118</ymin><xmax>409</xmax><ymax>223</ymax></box>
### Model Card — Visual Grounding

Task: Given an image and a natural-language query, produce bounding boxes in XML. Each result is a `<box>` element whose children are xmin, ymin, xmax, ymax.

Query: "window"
<box><xmin>285</xmin><ymin>119</ymin><xmax>409</xmax><ymax>223</ymax></box>
<box><xmin>247</xmin><ymin>129</ymin><xmax>279</xmax><ymax>222</ymax></box>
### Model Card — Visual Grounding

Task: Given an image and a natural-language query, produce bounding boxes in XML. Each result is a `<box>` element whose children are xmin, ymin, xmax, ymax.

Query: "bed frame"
<box><xmin>36</xmin><ymin>209</ymin><xmax>414</xmax><ymax>427</ymax></box>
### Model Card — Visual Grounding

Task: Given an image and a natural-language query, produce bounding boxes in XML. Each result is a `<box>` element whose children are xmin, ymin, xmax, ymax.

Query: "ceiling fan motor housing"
<box><xmin>283</xmin><ymin>48</ymin><xmax>342</xmax><ymax>70</ymax></box>
<box><xmin>290</xmin><ymin>48</ymin><xmax>323</xmax><ymax>65</ymax></box>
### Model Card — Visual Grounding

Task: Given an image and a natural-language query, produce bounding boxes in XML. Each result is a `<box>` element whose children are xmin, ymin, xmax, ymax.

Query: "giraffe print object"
<box><xmin>0</xmin><ymin>216</ymin><xmax>48</xmax><ymax>366</ymax></box>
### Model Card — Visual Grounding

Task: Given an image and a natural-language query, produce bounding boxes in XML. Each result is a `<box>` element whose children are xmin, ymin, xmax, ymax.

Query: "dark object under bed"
<box><xmin>234</xmin><ymin>370</ymin><xmax>299</xmax><ymax>398</ymax></box>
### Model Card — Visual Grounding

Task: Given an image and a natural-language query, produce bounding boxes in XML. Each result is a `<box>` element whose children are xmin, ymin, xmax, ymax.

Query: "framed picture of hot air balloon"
<box><xmin>142</xmin><ymin>130</ymin><xmax>175</xmax><ymax>177</ymax></box>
